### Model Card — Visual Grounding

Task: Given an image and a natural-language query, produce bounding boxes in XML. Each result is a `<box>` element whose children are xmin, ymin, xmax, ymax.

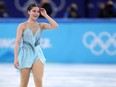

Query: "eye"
<box><xmin>32</xmin><ymin>10</ymin><xmax>36</xmax><ymax>12</ymax></box>
<box><xmin>38</xmin><ymin>11</ymin><xmax>40</xmax><ymax>13</ymax></box>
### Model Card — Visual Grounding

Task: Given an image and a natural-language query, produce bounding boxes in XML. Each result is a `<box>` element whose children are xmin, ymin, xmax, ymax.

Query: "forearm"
<box><xmin>14</xmin><ymin>43</ymin><xmax>19</xmax><ymax>61</ymax></box>
<box><xmin>44</xmin><ymin>14</ymin><xmax>58</xmax><ymax>28</ymax></box>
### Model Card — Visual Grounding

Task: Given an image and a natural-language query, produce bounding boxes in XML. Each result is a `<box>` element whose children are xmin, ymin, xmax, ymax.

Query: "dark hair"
<box><xmin>27</xmin><ymin>3</ymin><xmax>40</xmax><ymax>11</ymax></box>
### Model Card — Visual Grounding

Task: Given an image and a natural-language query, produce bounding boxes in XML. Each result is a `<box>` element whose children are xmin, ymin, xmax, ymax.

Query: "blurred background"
<box><xmin>0</xmin><ymin>0</ymin><xmax>116</xmax><ymax>87</ymax></box>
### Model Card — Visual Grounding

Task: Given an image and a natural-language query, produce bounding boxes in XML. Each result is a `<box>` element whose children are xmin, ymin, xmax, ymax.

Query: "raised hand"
<box><xmin>40</xmin><ymin>8</ymin><xmax>47</xmax><ymax>17</ymax></box>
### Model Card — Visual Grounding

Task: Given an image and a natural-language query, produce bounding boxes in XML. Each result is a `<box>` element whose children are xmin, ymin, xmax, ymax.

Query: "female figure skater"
<box><xmin>14</xmin><ymin>3</ymin><xmax>58</xmax><ymax>87</ymax></box>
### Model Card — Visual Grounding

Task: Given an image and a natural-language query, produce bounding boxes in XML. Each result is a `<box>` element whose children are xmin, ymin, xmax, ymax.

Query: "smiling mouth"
<box><xmin>34</xmin><ymin>16</ymin><xmax>38</xmax><ymax>18</ymax></box>
<box><xmin>34</xmin><ymin>15</ymin><xmax>37</xmax><ymax>17</ymax></box>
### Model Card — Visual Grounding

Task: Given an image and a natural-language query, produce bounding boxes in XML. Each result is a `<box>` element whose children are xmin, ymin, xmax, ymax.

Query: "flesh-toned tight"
<box><xmin>20</xmin><ymin>59</ymin><xmax>44</xmax><ymax>87</ymax></box>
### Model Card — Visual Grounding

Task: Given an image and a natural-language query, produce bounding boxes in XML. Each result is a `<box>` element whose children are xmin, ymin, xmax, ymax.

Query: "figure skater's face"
<box><xmin>28</xmin><ymin>6</ymin><xmax>40</xmax><ymax>20</ymax></box>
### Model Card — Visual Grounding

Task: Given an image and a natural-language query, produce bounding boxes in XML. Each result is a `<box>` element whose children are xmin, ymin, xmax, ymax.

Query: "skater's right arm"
<box><xmin>14</xmin><ymin>23</ymin><xmax>24</xmax><ymax>69</ymax></box>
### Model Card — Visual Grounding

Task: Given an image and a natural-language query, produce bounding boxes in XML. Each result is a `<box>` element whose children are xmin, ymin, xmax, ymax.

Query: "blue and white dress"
<box><xmin>18</xmin><ymin>24</ymin><xmax>46</xmax><ymax>69</ymax></box>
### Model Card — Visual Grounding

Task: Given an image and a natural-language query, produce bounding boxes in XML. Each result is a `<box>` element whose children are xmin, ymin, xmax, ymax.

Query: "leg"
<box><xmin>32</xmin><ymin>59</ymin><xmax>44</xmax><ymax>87</ymax></box>
<box><xmin>20</xmin><ymin>68</ymin><xmax>31</xmax><ymax>87</ymax></box>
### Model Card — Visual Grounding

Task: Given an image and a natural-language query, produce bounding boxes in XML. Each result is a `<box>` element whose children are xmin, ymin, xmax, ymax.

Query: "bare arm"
<box><xmin>40</xmin><ymin>8</ymin><xmax>58</xmax><ymax>30</ymax></box>
<box><xmin>14</xmin><ymin>24</ymin><xmax>23</xmax><ymax>68</ymax></box>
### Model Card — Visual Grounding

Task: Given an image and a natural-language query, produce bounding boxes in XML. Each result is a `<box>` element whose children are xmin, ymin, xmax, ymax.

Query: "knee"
<box><xmin>21</xmin><ymin>77</ymin><xmax>29</xmax><ymax>83</ymax></box>
<box><xmin>35</xmin><ymin>77</ymin><xmax>43</xmax><ymax>84</ymax></box>
<box><xmin>20</xmin><ymin>78</ymin><xmax>29</xmax><ymax>87</ymax></box>
<box><xmin>20</xmin><ymin>82</ymin><xmax>28</xmax><ymax>87</ymax></box>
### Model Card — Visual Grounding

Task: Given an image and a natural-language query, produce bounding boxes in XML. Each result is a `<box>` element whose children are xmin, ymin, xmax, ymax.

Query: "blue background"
<box><xmin>0</xmin><ymin>19</ymin><xmax>116</xmax><ymax>64</ymax></box>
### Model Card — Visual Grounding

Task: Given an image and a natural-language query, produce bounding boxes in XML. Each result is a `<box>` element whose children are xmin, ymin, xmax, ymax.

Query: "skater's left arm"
<box><xmin>39</xmin><ymin>8</ymin><xmax>58</xmax><ymax>30</ymax></box>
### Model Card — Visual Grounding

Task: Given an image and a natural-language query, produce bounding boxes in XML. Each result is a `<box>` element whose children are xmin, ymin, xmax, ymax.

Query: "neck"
<box><xmin>27</xmin><ymin>18</ymin><xmax>36</xmax><ymax>23</ymax></box>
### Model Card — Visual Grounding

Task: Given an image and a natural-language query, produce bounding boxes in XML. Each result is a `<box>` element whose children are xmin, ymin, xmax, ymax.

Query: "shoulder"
<box><xmin>39</xmin><ymin>22</ymin><xmax>45</xmax><ymax>25</ymax></box>
<box><xmin>17</xmin><ymin>22</ymin><xmax>27</xmax><ymax>31</ymax></box>
<box><xmin>18</xmin><ymin>22</ymin><xmax>27</xmax><ymax>28</ymax></box>
<box><xmin>39</xmin><ymin>22</ymin><xmax>47</xmax><ymax>29</ymax></box>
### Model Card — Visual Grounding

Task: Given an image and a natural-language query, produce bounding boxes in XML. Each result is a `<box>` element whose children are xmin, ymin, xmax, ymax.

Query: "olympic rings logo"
<box><xmin>83</xmin><ymin>32</ymin><xmax>116</xmax><ymax>56</ymax></box>
<box><xmin>14</xmin><ymin>0</ymin><xmax>65</xmax><ymax>17</ymax></box>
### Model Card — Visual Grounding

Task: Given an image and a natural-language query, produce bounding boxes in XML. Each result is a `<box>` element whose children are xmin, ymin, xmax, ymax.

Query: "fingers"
<box><xmin>39</xmin><ymin>8</ymin><xmax>43</xmax><ymax>13</ymax></box>
<box><xmin>39</xmin><ymin>8</ymin><xmax>43</xmax><ymax>11</ymax></box>
<box><xmin>40</xmin><ymin>8</ymin><xmax>44</xmax><ymax>10</ymax></box>
<box><xmin>14</xmin><ymin>63</ymin><xmax>19</xmax><ymax>69</ymax></box>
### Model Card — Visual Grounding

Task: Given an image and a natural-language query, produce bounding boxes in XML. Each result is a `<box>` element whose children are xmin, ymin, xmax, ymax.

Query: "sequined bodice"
<box><xmin>23</xmin><ymin>27</ymin><xmax>42</xmax><ymax>46</ymax></box>
<box><xmin>21</xmin><ymin>24</ymin><xmax>42</xmax><ymax>53</ymax></box>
